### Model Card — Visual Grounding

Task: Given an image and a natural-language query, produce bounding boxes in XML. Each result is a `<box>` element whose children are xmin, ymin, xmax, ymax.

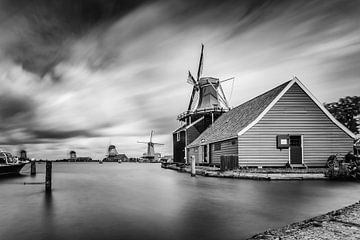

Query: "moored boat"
<box><xmin>0</xmin><ymin>151</ymin><xmax>28</xmax><ymax>176</ymax></box>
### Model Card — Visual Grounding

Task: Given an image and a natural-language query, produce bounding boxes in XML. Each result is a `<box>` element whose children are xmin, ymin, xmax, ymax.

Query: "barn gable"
<box><xmin>238</xmin><ymin>78</ymin><xmax>355</xmax><ymax>139</ymax></box>
<box><xmin>238</xmin><ymin>79</ymin><xmax>355</xmax><ymax>167</ymax></box>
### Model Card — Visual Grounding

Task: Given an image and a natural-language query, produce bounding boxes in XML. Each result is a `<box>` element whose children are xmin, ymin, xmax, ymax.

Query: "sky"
<box><xmin>0</xmin><ymin>0</ymin><xmax>359</xmax><ymax>159</ymax></box>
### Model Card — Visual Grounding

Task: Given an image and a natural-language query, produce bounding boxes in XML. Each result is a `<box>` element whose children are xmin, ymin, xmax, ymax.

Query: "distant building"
<box><xmin>104</xmin><ymin>154</ymin><xmax>128</xmax><ymax>162</ymax></box>
<box><xmin>19</xmin><ymin>150</ymin><xmax>28</xmax><ymax>161</ymax></box>
<box><xmin>104</xmin><ymin>145</ymin><xmax>128</xmax><ymax>162</ymax></box>
<box><xmin>187</xmin><ymin>78</ymin><xmax>356</xmax><ymax>167</ymax></box>
<box><xmin>69</xmin><ymin>151</ymin><xmax>77</xmax><ymax>161</ymax></box>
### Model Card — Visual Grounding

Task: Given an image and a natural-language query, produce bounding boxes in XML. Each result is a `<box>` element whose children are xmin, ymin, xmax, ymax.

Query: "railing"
<box><xmin>177</xmin><ymin>107</ymin><xmax>228</xmax><ymax>120</ymax></box>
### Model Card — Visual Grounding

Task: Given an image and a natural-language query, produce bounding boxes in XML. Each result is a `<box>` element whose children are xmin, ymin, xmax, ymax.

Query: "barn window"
<box><xmin>214</xmin><ymin>143</ymin><xmax>221</xmax><ymax>151</ymax></box>
<box><xmin>176</xmin><ymin>132</ymin><xmax>180</xmax><ymax>142</ymax></box>
<box><xmin>231</xmin><ymin>140</ymin><xmax>236</xmax><ymax>145</ymax></box>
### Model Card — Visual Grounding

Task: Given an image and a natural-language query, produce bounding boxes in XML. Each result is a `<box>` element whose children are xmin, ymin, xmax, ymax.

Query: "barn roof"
<box><xmin>187</xmin><ymin>80</ymin><xmax>291</xmax><ymax>147</ymax></box>
<box><xmin>187</xmin><ymin>77</ymin><xmax>356</xmax><ymax>148</ymax></box>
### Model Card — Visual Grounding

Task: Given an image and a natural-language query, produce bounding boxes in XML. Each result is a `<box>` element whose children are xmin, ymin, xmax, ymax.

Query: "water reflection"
<box><xmin>0</xmin><ymin>163</ymin><xmax>359</xmax><ymax>240</ymax></box>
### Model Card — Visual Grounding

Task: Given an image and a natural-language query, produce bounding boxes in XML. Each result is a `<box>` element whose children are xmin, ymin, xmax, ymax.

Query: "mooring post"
<box><xmin>30</xmin><ymin>160</ymin><xmax>36</xmax><ymax>176</ymax></box>
<box><xmin>45</xmin><ymin>161</ymin><xmax>52</xmax><ymax>192</ymax></box>
<box><xmin>191</xmin><ymin>156</ymin><xmax>196</xmax><ymax>177</ymax></box>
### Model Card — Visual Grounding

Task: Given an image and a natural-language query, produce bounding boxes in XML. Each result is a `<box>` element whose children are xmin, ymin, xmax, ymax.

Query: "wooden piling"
<box><xmin>45</xmin><ymin>161</ymin><xmax>52</xmax><ymax>192</ymax></box>
<box><xmin>191</xmin><ymin>156</ymin><xmax>196</xmax><ymax>177</ymax></box>
<box><xmin>30</xmin><ymin>160</ymin><xmax>36</xmax><ymax>175</ymax></box>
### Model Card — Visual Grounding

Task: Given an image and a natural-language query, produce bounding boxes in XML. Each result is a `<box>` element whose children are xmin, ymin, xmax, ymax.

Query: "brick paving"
<box><xmin>249</xmin><ymin>201</ymin><xmax>360</xmax><ymax>240</ymax></box>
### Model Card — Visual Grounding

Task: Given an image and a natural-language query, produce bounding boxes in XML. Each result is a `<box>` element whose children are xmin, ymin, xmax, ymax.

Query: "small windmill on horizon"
<box><xmin>138</xmin><ymin>130</ymin><xmax>164</xmax><ymax>162</ymax></box>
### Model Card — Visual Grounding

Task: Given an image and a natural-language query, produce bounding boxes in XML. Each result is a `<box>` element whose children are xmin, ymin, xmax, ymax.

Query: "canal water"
<box><xmin>0</xmin><ymin>163</ymin><xmax>359</xmax><ymax>240</ymax></box>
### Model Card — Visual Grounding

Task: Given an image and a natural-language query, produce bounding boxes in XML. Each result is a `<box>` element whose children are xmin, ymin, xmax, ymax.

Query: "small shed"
<box><xmin>187</xmin><ymin>78</ymin><xmax>356</xmax><ymax>167</ymax></box>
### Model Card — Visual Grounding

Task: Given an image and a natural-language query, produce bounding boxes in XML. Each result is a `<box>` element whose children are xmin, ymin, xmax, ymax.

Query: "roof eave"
<box><xmin>238</xmin><ymin>78</ymin><xmax>295</xmax><ymax>136</ymax></box>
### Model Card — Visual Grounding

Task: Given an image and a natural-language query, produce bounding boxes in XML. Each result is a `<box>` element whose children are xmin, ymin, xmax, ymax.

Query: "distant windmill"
<box><xmin>138</xmin><ymin>130</ymin><xmax>164</xmax><ymax>162</ymax></box>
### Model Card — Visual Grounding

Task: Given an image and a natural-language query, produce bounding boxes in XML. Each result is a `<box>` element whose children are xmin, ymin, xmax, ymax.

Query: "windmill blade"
<box><xmin>218</xmin><ymin>83</ymin><xmax>229</xmax><ymax>108</ymax></box>
<box><xmin>187</xmin><ymin>71</ymin><xmax>197</xmax><ymax>85</ymax></box>
<box><xmin>229</xmin><ymin>76</ymin><xmax>235</xmax><ymax>103</ymax></box>
<box><xmin>220</xmin><ymin>77</ymin><xmax>234</xmax><ymax>83</ymax></box>
<box><xmin>187</xmin><ymin>86</ymin><xmax>197</xmax><ymax>111</ymax></box>
<box><xmin>137</xmin><ymin>141</ymin><xmax>148</xmax><ymax>144</ymax></box>
<box><xmin>153</xmin><ymin>143</ymin><xmax>165</xmax><ymax>145</ymax></box>
<box><xmin>207</xmin><ymin>80</ymin><xmax>230</xmax><ymax>109</ymax></box>
<box><xmin>196</xmin><ymin>44</ymin><xmax>204</xmax><ymax>81</ymax></box>
<box><xmin>150</xmin><ymin>130</ymin><xmax>154</xmax><ymax>142</ymax></box>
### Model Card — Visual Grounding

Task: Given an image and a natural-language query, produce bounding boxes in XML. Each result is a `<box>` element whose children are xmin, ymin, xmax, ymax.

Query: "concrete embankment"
<box><xmin>249</xmin><ymin>201</ymin><xmax>360</xmax><ymax>240</ymax></box>
<box><xmin>161</xmin><ymin>163</ymin><xmax>327</xmax><ymax>180</ymax></box>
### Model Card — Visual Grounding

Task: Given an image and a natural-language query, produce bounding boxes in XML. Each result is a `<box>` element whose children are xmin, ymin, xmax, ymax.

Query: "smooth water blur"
<box><xmin>0</xmin><ymin>163</ymin><xmax>359</xmax><ymax>240</ymax></box>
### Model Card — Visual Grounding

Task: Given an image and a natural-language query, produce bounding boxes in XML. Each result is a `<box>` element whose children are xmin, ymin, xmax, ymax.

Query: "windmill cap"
<box><xmin>198</xmin><ymin>77</ymin><xmax>219</xmax><ymax>85</ymax></box>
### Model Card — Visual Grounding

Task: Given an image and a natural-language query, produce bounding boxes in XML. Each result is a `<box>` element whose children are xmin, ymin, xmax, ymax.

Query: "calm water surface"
<box><xmin>0</xmin><ymin>162</ymin><xmax>359</xmax><ymax>240</ymax></box>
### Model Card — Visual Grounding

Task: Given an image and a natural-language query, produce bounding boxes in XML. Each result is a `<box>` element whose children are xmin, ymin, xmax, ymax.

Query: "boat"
<box><xmin>0</xmin><ymin>151</ymin><xmax>28</xmax><ymax>176</ymax></box>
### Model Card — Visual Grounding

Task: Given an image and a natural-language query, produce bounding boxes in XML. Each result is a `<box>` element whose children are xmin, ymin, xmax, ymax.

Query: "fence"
<box><xmin>220</xmin><ymin>155</ymin><xmax>239</xmax><ymax>171</ymax></box>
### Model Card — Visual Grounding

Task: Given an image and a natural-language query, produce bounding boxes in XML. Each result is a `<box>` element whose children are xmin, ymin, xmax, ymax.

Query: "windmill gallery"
<box><xmin>172</xmin><ymin>45</ymin><xmax>355</xmax><ymax>168</ymax></box>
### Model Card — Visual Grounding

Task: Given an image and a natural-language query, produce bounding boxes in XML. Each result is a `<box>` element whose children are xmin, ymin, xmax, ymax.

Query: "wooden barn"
<box><xmin>187</xmin><ymin>78</ymin><xmax>356</xmax><ymax>167</ymax></box>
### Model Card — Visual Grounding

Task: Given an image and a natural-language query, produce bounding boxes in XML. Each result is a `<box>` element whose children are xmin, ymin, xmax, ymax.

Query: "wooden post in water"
<box><xmin>45</xmin><ymin>161</ymin><xmax>52</xmax><ymax>193</ymax></box>
<box><xmin>30</xmin><ymin>160</ymin><xmax>36</xmax><ymax>175</ymax></box>
<box><xmin>191</xmin><ymin>156</ymin><xmax>196</xmax><ymax>177</ymax></box>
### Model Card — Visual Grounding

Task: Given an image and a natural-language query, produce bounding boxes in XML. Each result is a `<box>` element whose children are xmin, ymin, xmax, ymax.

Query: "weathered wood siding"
<box><xmin>238</xmin><ymin>83</ymin><xmax>354</xmax><ymax>167</ymax></box>
<box><xmin>210</xmin><ymin>138</ymin><xmax>238</xmax><ymax>165</ymax></box>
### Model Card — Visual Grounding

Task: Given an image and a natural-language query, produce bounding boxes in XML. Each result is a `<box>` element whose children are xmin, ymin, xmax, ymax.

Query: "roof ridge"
<box><xmin>231</xmin><ymin>80</ymin><xmax>292</xmax><ymax>111</ymax></box>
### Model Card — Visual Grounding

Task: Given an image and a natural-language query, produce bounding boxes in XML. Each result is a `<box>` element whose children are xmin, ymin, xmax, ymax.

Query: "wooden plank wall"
<box><xmin>210</xmin><ymin>138</ymin><xmax>238</xmax><ymax>165</ymax></box>
<box><xmin>238</xmin><ymin>83</ymin><xmax>354</xmax><ymax>167</ymax></box>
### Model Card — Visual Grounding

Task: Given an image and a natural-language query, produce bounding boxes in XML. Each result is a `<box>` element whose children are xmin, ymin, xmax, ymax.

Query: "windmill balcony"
<box><xmin>177</xmin><ymin>106</ymin><xmax>227</xmax><ymax>121</ymax></box>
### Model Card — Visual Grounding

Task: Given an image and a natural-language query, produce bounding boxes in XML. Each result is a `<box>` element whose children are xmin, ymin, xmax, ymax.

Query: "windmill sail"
<box><xmin>187</xmin><ymin>71</ymin><xmax>196</xmax><ymax>85</ymax></box>
<box><xmin>197</xmin><ymin>44</ymin><xmax>204</xmax><ymax>81</ymax></box>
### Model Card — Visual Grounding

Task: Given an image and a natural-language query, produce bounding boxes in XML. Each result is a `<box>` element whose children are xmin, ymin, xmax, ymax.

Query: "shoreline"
<box><xmin>161</xmin><ymin>163</ymin><xmax>328</xmax><ymax>180</ymax></box>
<box><xmin>249</xmin><ymin>201</ymin><xmax>360</xmax><ymax>239</ymax></box>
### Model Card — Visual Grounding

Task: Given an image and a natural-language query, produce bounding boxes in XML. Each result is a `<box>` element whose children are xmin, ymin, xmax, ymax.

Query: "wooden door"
<box><xmin>290</xmin><ymin>136</ymin><xmax>302</xmax><ymax>164</ymax></box>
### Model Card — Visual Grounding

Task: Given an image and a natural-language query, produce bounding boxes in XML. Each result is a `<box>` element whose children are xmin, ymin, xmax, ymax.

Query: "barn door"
<box><xmin>290</xmin><ymin>136</ymin><xmax>302</xmax><ymax>164</ymax></box>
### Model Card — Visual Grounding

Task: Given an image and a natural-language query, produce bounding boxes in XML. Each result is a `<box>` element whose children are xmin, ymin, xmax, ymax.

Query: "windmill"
<box><xmin>138</xmin><ymin>130</ymin><xmax>164</xmax><ymax>162</ymax></box>
<box><xmin>179</xmin><ymin>44</ymin><xmax>233</xmax><ymax>124</ymax></box>
<box><xmin>173</xmin><ymin>44</ymin><xmax>233</xmax><ymax>163</ymax></box>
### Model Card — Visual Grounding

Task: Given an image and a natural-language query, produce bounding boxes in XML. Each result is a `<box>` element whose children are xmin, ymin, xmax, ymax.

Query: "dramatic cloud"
<box><xmin>0</xmin><ymin>0</ymin><xmax>359</xmax><ymax>159</ymax></box>
<box><xmin>1</xmin><ymin>0</ymin><xmax>149</xmax><ymax>76</ymax></box>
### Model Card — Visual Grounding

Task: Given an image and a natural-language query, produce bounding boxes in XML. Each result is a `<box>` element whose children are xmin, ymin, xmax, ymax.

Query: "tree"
<box><xmin>324</xmin><ymin>96</ymin><xmax>360</xmax><ymax>134</ymax></box>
